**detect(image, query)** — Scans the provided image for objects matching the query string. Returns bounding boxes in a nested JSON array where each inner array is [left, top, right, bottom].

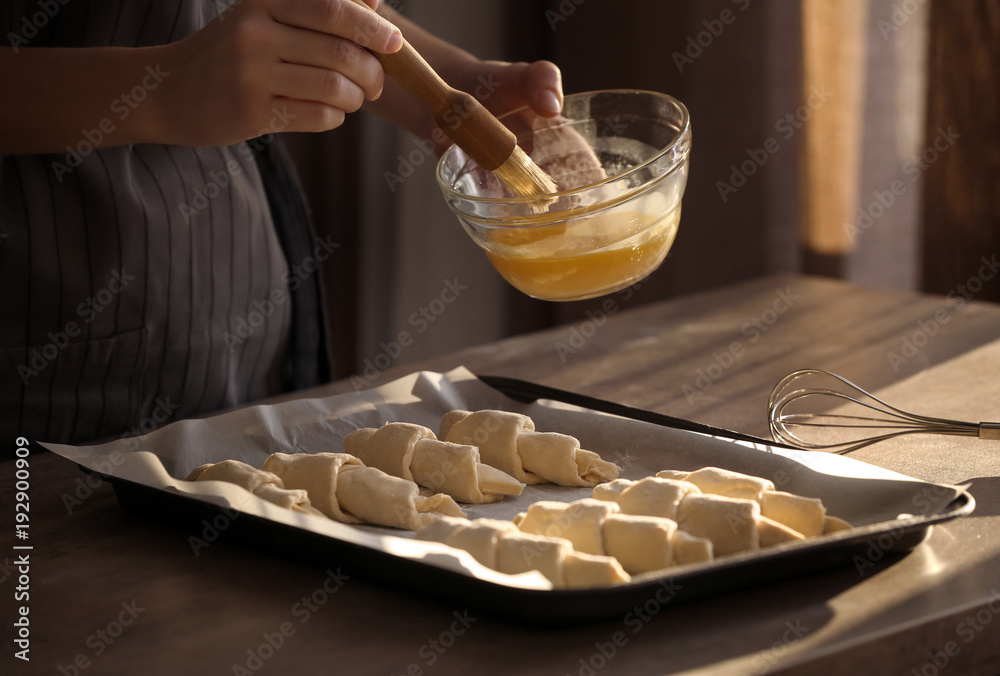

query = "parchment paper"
[[40, 367, 968, 590]]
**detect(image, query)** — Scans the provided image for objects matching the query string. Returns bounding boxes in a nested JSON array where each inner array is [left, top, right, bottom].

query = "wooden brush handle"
[[350, 2, 517, 170]]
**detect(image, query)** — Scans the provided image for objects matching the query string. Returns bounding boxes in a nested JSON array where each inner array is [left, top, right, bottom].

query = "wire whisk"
[[768, 369, 1000, 454]]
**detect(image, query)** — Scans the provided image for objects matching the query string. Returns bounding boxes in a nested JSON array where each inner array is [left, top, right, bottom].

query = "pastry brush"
[[352, 3, 559, 208]]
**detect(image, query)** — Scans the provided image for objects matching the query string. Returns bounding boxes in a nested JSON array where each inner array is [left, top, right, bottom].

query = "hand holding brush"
[[348, 0, 559, 206]]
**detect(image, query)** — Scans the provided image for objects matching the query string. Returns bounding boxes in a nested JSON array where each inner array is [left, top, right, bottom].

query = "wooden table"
[[4, 274, 1000, 675]]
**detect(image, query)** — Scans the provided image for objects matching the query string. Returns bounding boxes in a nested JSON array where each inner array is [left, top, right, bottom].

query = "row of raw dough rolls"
[[599, 467, 852, 556], [417, 516, 632, 589], [416, 466, 853, 585], [185, 455, 466, 531], [182, 409, 623, 530], [342, 411, 621, 503], [414, 500, 706, 589]]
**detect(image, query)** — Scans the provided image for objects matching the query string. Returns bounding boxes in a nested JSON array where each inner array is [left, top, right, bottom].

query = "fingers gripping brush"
[[353, 3, 559, 211]]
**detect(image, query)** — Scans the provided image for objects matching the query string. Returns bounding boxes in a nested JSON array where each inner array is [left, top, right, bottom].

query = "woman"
[[0, 0, 564, 444]]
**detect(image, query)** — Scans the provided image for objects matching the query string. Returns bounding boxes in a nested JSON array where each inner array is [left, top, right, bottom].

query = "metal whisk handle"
[[768, 368, 1000, 453]]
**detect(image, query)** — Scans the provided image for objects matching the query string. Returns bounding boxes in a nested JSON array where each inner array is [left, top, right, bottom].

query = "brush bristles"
[[492, 145, 559, 214]]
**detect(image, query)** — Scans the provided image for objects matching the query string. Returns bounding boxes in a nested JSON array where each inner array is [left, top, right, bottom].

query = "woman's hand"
[[419, 58, 565, 155], [454, 58, 564, 121], [0, 0, 563, 155], [428, 58, 565, 155], [361, 6, 565, 154], [0, 0, 405, 154], [156, 0, 404, 147]]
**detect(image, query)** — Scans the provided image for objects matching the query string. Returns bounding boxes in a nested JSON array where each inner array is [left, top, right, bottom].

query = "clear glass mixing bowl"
[[436, 90, 691, 301]]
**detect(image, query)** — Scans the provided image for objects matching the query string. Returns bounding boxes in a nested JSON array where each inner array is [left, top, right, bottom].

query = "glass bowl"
[[435, 89, 691, 302]]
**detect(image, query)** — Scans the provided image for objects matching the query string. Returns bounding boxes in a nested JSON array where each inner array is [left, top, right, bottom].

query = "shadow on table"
[[62, 484, 918, 676], [962, 476, 1000, 518], [280, 547, 904, 676], [763, 505, 999, 676]]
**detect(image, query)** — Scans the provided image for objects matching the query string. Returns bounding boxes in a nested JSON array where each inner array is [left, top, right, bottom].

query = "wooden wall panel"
[[921, 0, 1000, 301]]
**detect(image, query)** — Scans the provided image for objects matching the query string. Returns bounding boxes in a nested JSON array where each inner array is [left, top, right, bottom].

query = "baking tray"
[[74, 372, 974, 624]]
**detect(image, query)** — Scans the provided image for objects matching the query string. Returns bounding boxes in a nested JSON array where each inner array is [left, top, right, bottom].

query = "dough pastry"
[[411, 438, 525, 503], [675, 493, 761, 556], [654, 469, 689, 483], [660, 467, 851, 540], [335, 466, 465, 530], [516, 430, 619, 487], [185, 459, 277, 490], [756, 515, 806, 548], [253, 485, 325, 516], [563, 551, 631, 589], [592, 478, 635, 502], [601, 513, 677, 574], [823, 515, 853, 534], [417, 517, 631, 588], [412, 514, 469, 544], [760, 490, 826, 537], [441, 409, 620, 487], [344, 422, 525, 504], [343, 423, 432, 482], [185, 459, 324, 516], [416, 516, 521, 570], [615, 477, 701, 521], [495, 531, 574, 587], [671, 530, 714, 565], [262, 452, 365, 523], [441, 409, 539, 483], [439, 409, 472, 440], [516, 498, 619, 555], [658, 467, 774, 502], [446, 519, 521, 569]]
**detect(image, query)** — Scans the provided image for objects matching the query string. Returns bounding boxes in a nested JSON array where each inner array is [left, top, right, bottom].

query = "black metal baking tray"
[[94, 374, 976, 625]]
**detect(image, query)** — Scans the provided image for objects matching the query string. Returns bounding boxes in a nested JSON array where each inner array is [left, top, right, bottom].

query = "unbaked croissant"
[[415, 516, 630, 589], [184, 459, 324, 517], [263, 452, 465, 530], [343, 422, 524, 504], [440, 409, 620, 487]]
